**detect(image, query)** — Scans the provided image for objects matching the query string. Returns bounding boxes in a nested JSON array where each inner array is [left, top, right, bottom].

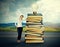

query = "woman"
[[15, 15, 24, 43]]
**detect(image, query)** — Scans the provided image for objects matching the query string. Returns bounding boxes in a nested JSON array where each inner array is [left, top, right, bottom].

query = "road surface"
[[0, 32, 60, 47]]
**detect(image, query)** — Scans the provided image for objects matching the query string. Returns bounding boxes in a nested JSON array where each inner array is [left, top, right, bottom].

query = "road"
[[0, 32, 60, 47]]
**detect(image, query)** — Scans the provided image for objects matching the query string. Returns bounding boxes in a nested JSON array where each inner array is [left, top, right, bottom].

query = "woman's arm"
[[15, 22, 17, 27]]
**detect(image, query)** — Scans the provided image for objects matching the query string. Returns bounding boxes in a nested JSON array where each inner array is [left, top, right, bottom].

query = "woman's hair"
[[20, 15, 24, 17]]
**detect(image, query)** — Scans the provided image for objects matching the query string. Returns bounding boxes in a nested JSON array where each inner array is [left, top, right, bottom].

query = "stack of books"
[[25, 13, 44, 43]]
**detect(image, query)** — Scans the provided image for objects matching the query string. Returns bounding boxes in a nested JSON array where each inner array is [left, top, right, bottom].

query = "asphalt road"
[[0, 32, 60, 47]]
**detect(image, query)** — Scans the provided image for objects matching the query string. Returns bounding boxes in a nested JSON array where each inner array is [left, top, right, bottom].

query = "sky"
[[0, 0, 60, 23]]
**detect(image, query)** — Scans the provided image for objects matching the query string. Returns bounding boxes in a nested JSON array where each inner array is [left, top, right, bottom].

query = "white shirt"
[[15, 16, 26, 27], [15, 17, 23, 27]]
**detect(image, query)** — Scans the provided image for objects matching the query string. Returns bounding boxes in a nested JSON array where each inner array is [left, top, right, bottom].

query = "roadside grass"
[[0, 26, 60, 32], [0, 26, 26, 32], [0, 26, 17, 32], [45, 27, 60, 32]]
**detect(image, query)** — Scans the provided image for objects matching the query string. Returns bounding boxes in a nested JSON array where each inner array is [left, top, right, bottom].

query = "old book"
[[25, 34, 44, 38], [26, 25, 44, 29], [25, 31, 44, 34], [28, 14, 42, 16], [26, 20, 42, 23], [25, 33, 42, 36], [26, 26, 42, 28], [26, 27, 45, 32], [26, 39, 44, 43], [26, 22, 42, 25], [26, 16, 42, 23], [26, 35, 44, 37], [25, 36, 43, 40], [27, 16, 42, 18]]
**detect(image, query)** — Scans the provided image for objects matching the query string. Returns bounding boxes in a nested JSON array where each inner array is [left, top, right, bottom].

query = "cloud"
[[31, 0, 60, 23], [0, 0, 29, 23], [42, 0, 60, 23], [0, 0, 60, 23]]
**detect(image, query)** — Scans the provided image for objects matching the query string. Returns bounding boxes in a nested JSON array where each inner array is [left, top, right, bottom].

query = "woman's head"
[[20, 15, 24, 19]]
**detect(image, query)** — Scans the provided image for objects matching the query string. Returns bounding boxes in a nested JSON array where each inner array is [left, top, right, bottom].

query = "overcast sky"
[[0, 0, 60, 23]]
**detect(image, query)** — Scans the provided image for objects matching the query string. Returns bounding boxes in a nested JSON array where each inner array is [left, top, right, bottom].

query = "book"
[[25, 33, 42, 36], [26, 22, 43, 25], [26, 39, 44, 43], [25, 31, 44, 34], [26, 27, 45, 32], [25, 34, 44, 37], [26, 16, 43, 23], [25, 36, 43, 40]]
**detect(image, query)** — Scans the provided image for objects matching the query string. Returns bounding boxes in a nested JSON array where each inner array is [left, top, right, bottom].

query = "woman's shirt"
[[15, 17, 23, 27]]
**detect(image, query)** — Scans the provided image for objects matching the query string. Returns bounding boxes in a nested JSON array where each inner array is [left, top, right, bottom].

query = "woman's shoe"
[[17, 40, 21, 43]]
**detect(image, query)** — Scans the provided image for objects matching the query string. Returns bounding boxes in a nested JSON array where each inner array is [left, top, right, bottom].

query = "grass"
[[0, 26, 60, 32], [0, 26, 17, 32], [45, 27, 60, 32], [0, 26, 26, 32]]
